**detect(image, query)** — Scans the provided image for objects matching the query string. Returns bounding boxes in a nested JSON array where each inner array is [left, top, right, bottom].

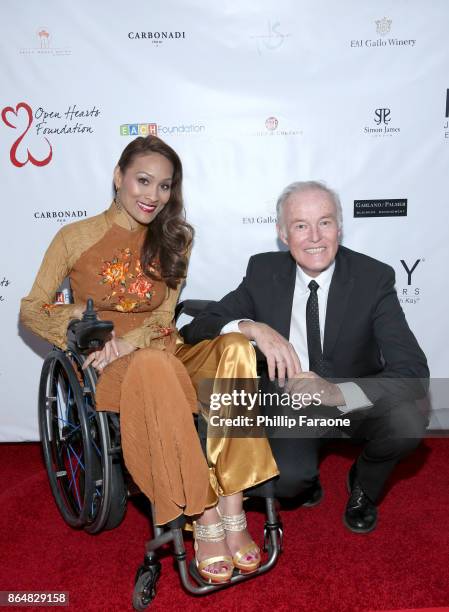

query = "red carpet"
[[1, 440, 448, 612]]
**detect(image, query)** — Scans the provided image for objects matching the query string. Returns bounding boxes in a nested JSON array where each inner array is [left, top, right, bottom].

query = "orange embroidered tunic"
[[20, 203, 186, 411], [21, 203, 183, 350]]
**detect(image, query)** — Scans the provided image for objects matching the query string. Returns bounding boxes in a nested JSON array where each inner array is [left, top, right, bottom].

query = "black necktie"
[[306, 280, 325, 376]]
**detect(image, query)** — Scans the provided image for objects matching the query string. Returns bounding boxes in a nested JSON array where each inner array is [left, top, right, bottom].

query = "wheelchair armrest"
[[174, 299, 214, 322], [68, 318, 114, 352]]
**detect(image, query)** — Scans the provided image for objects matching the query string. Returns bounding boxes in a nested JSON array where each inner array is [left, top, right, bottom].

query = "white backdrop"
[[1, 0, 448, 440]]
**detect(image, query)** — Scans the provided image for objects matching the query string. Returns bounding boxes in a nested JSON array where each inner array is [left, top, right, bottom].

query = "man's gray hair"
[[276, 180, 343, 230]]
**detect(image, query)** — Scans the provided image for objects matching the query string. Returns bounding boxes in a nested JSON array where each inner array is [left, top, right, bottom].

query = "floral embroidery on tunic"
[[42, 303, 60, 315], [99, 248, 156, 312]]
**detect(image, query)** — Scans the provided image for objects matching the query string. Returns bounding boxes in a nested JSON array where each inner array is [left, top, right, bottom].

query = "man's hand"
[[82, 332, 136, 372], [238, 321, 302, 386], [286, 371, 345, 407]]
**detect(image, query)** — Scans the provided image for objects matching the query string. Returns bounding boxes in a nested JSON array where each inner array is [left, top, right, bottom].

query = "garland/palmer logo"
[[354, 199, 407, 218], [1, 102, 101, 167]]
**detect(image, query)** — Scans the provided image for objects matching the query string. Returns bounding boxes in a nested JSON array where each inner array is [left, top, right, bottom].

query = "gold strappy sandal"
[[193, 520, 233, 584], [220, 511, 261, 574]]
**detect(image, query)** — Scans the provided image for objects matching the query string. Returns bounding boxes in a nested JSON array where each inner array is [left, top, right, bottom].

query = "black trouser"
[[263, 399, 427, 503]]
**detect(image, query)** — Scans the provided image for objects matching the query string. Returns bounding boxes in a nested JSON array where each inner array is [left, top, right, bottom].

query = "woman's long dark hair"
[[116, 136, 193, 289]]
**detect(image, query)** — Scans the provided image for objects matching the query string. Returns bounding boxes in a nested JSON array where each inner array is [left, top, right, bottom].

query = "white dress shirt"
[[221, 262, 372, 413]]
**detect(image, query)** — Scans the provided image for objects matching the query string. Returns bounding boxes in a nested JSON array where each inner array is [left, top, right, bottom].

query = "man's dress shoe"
[[343, 464, 378, 533]]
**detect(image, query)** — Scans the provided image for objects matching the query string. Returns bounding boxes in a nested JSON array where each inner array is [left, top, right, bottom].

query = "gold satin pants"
[[176, 332, 279, 498], [97, 333, 278, 525]]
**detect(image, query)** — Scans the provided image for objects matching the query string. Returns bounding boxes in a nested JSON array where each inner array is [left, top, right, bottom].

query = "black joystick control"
[[82, 298, 98, 321], [67, 299, 114, 352]]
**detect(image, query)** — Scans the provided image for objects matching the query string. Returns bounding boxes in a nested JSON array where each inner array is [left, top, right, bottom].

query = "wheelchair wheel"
[[39, 349, 127, 532], [79, 361, 127, 533], [39, 350, 96, 528], [133, 563, 161, 610]]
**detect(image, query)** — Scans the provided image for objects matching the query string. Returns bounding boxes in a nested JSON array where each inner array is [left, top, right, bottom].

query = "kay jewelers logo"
[[398, 259, 423, 305]]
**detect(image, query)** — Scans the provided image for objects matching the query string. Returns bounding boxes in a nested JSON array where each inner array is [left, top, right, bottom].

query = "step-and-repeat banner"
[[1, 0, 448, 440]]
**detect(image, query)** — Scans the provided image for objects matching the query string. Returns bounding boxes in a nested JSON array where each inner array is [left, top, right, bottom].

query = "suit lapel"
[[323, 247, 354, 357], [272, 254, 296, 338]]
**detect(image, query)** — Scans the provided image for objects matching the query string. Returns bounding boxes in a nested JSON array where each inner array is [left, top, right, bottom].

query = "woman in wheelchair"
[[20, 135, 279, 584]]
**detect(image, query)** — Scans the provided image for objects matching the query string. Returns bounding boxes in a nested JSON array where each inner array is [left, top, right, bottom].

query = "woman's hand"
[[82, 332, 136, 372]]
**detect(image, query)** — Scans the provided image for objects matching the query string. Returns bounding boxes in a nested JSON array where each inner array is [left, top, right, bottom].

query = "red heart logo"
[[1, 101, 52, 167], [1, 102, 33, 129]]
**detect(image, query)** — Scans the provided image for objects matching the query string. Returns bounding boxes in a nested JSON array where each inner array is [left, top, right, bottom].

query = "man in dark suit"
[[182, 180, 429, 533]]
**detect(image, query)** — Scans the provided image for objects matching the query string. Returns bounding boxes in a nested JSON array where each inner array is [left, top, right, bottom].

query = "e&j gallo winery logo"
[[127, 29, 186, 46], [350, 17, 416, 49], [242, 198, 278, 225], [1, 102, 101, 167], [363, 108, 400, 138]]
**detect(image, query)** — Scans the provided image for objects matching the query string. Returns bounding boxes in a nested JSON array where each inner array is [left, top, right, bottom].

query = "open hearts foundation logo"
[[1, 102, 53, 167]]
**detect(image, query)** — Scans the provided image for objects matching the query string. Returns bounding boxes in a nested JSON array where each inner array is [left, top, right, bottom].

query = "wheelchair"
[[38, 299, 283, 610]]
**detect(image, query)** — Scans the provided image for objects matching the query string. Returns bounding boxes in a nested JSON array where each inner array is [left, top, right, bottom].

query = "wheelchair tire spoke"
[[66, 446, 82, 511]]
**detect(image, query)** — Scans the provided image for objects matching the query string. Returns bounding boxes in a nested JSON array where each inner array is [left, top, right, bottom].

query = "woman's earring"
[[115, 189, 122, 211]]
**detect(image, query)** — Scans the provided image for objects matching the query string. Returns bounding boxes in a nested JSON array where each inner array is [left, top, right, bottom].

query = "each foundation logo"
[[250, 20, 291, 55], [443, 89, 449, 139], [1, 102, 101, 167], [363, 108, 400, 137], [350, 18, 416, 49], [120, 122, 205, 136], [120, 123, 158, 137], [19, 27, 71, 56], [128, 31, 186, 46], [375, 17, 392, 36], [255, 117, 302, 137], [398, 259, 423, 306]]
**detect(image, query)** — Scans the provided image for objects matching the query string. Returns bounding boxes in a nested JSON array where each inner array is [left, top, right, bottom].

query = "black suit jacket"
[[181, 246, 429, 404]]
